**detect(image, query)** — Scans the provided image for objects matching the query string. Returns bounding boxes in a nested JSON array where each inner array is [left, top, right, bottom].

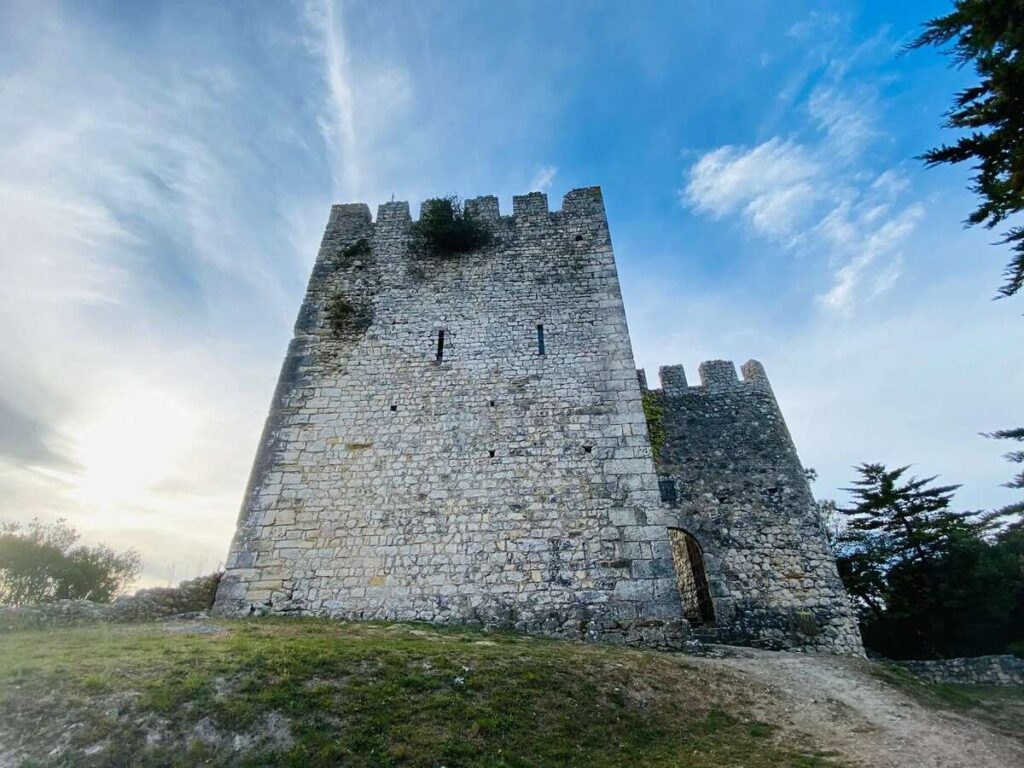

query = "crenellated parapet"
[[640, 359, 773, 398], [325, 186, 607, 232]]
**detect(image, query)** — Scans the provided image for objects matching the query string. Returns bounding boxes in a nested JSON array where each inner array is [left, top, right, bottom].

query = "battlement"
[[637, 359, 773, 397], [327, 186, 606, 230]]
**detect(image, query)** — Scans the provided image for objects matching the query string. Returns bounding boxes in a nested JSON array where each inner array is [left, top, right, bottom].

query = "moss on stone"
[[642, 391, 666, 458], [326, 293, 374, 337]]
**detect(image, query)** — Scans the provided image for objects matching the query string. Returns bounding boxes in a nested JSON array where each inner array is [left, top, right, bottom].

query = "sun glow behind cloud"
[[70, 386, 199, 510]]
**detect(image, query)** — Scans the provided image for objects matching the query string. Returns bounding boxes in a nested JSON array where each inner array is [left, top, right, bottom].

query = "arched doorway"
[[668, 528, 715, 625]]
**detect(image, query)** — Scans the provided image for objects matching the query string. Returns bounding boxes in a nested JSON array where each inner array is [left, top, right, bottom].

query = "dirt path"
[[704, 647, 1024, 768]]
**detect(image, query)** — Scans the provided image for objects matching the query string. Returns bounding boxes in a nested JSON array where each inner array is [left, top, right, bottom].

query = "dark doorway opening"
[[668, 528, 715, 626]]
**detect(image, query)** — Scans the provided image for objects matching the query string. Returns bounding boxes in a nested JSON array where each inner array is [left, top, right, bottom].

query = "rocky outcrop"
[[0, 573, 222, 632]]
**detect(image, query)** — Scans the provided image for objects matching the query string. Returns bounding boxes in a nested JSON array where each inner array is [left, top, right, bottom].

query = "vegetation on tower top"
[[412, 196, 493, 256]]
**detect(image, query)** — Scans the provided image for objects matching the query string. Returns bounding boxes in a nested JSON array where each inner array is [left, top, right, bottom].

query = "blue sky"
[[2, 0, 1022, 586]]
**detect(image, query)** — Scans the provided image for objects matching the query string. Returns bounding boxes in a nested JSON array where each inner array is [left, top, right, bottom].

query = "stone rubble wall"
[[640, 362, 864, 655], [214, 188, 688, 649], [897, 655, 1024, 686], [0, 573, 222, 632]]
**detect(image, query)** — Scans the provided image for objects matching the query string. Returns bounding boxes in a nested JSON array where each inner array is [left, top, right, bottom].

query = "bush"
[[0, 519, 141, 606], [411, 196, 492, 256], [326, 293, 374, 336], [341, 238, 371, 261]]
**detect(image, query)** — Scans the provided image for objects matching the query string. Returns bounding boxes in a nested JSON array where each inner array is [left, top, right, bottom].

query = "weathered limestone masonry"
[[215, 186, 863, 655], [638, 363, 863, 654], [215, 188, 684, 648]]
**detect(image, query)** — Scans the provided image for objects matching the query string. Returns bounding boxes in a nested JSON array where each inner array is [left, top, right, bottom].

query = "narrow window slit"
[[536, 324, 545, 356], [435, 330, 445, 363]]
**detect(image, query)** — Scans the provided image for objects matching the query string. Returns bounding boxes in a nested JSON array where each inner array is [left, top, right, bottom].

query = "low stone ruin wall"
[[0, 573, 222, 632], [897, 654, 1024, 686]]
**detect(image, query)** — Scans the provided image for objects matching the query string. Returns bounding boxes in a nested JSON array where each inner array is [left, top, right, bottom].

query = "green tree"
[[840, 463, 972, 564], [804, 468, 844, 551], [836, 463, 1022, 658], [0, 518, 141, 606], [986, 427, 1024, 521], [909, 0, 1024, 299]]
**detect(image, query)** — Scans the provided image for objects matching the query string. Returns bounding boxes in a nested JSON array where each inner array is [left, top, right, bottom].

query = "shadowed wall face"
[[645, 361, 863, 654], [214, 188, 689, 648]]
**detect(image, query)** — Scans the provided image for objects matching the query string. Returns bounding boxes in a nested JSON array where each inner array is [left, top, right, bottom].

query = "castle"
[[214, 187, 863, 655]]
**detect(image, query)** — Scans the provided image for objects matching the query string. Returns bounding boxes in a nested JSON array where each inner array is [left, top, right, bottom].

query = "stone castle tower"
[[214, 187, 862, 655]]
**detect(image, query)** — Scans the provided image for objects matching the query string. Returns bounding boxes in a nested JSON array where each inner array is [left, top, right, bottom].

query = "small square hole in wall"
[[390, 405, 398, 412], [489, 400, 495, 407], [574, 234, 583, 242], [488, 449, 496, 458], [583, 445, 593, 454]]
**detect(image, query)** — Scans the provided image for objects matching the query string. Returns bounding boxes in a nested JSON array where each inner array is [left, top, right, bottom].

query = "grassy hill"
[[0, 619, 1020, 767]]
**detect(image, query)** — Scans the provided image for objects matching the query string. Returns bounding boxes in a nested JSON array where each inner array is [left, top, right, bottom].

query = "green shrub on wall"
[[412, 196, 492, 256], [341, 238, 371, 261]]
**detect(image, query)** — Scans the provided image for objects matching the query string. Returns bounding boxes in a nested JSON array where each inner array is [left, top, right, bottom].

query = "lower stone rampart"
[[897, 655, 1024, 686]]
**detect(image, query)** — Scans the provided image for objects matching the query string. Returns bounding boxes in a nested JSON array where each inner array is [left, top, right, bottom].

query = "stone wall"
[[639, 362, 863, 655], [898, 655, 1024, 686], [214, 188, 688, 648], [0, 573, 222, 632]]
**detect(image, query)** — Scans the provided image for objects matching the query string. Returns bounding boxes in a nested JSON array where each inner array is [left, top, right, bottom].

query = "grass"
[[872, 662, 1024, 742], [0, 619, 842, 767]]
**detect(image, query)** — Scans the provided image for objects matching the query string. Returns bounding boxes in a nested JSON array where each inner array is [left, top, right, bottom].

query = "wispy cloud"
[[0, 2, 332, 585], [681, 22, 917, 314], [529, 165, 557, 192], [303, 0, 360, 197], [684, 138, 819, 240]]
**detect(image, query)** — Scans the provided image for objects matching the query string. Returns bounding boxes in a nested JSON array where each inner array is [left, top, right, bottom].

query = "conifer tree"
[[837, 464, 980, 656], [835, 463, 1021, 657], [839, 463, 968, 565], [909, 1, 1024, 298], [986, 427, 1024, 522]]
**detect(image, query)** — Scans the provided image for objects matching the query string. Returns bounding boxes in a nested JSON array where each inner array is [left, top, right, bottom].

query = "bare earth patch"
[[705, 647, 1024, 768]]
